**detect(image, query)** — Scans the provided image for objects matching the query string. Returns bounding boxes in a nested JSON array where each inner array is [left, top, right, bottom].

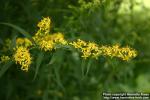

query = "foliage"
[[0, 0, 150, 100]]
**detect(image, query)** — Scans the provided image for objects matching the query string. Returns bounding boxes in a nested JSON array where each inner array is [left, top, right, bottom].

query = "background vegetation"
[[0, 0, 150, 100]]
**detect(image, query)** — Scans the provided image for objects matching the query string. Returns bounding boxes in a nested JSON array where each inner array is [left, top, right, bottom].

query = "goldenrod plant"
[[1, 0, 150, 99], [0, 17, 137, 72]]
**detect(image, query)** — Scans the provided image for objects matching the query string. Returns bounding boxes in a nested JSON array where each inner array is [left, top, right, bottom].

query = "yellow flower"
[[24, 38, 33, 47], [34, 17, 67, 51], [16, 38, 24, 44], [70, 39, 137, 60], [33, 35, 54, 51], [87, 42, 102, 58], [70, 39, 101, 59], [100, 44, 120, 57], [51, 32, 68, 45], [118, 46, 137, 61], [36, 17, 51, 36], [33, 33, 67, 51], [13, 46, 32, 72], [100, 44, 137, 61], [70, 39, 87, 49], [0, 56, 10, 63], [38, 39, 54, 51], [16, 38, 32, 47]]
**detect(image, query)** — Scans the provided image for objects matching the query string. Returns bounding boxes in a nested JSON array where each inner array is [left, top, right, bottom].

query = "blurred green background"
[[0, 0, 150, 100]]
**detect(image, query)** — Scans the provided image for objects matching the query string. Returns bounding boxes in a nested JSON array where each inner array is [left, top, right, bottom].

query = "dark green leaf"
[[0, 61, 13, 78], [10, 35, 17, 50], [0, 23, 33, 40], [33, 52, 44, 80], [85, 59, 92, 76]]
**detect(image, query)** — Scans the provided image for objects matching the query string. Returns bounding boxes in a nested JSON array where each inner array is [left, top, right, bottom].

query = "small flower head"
[[33, 34, 55, 52], [86, 42, 101, 59], [13, 46, 32, 72], [33, 33, 67, 51], [100, 44, 120, 57], [36, 17, 51, 36], [70, 39, 101, 59], [70, 39, 87, 49], [100, 44, 137, 61], [71, 40, 137, 60], [0, 56, 10, 63], [51, 32, 68, 45], [118, 46, 137, 61], [38, 38, 54, 51], [16, 38, 32, 48]]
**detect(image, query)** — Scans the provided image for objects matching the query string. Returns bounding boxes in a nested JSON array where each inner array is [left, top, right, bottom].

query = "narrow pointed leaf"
[[0, 23, 33, 40], [33, 52, 44, 80], [0, 61, 13, 78]]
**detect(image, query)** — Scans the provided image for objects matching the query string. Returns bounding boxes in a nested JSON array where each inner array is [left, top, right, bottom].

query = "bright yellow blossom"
[[118, 46, 137, 61], [16, 38, 32, 47], [51, 32, 68, 45], [0, 16, 138, 74], [38, 38, 54, 51], [33, 33, 67, 51], [33, 17, 67, 51], [13, 46, 32, 72], [70, 39, 101, 59], [86, 42, 102, 58], [100, 44, 137, 61], [0, 56, 10, 63], [36, 17, 51, 36], [70, 39, 87, 49], [33, 34, 54, 51], [70, 39, 137, 60]]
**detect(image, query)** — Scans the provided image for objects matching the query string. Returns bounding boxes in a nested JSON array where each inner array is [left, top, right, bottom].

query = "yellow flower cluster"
[[70, 39, 101, 59], [36, 36, 54, 51], [70, 40, 137, 60], [12, 17, 66, 71], [34, 33, 67, 51], [33, 17, 67, 51], [51, 32, 67, 45], [0, 17, 137, 72], [36, 17, 51, 36], [100, 44, 137, 61], [118, 46, 137, 61], [13, 46, 32, 72], [0, 56, 10, 63], [16, 38, 32, 47]]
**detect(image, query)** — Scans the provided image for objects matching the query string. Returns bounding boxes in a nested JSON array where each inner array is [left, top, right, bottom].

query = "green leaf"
[[85, 59, 92, 76], [54, 65, 65, 91], [33, 52, 44, 80], [10, 35, 17, 50], [48, 53, 56, 65], [81, 59, 86, 78], [0, 61, 13, 78], [0, 23, 33, 40]]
